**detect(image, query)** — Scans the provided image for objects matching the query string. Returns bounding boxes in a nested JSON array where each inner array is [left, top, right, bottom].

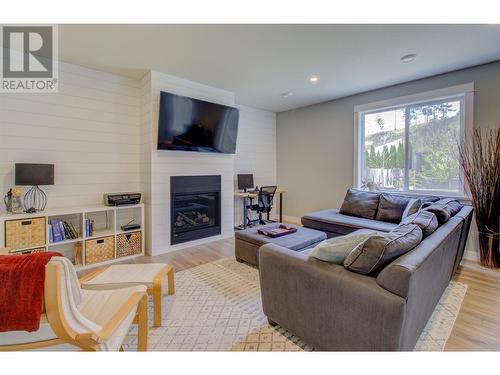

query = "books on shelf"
[[84, 218, 94, 237], [49, 220, 80, 243]]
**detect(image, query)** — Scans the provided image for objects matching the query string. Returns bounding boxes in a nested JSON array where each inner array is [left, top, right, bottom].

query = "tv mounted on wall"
[[157, 91, 239, 153]]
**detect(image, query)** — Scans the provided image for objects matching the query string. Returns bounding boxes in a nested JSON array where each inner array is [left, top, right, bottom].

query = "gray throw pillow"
[[423, 198, 463, 225], [401, 198, 422, 219], [339, 188, 380, 220], [401, 210, 438, 237], [375, 193, 411, 223], [344, 224, 423, 275], [309, 230, 377, 264], [437, 198, 463, 216]]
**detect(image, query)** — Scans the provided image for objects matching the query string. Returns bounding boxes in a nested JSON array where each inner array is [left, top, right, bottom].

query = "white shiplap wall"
[[139, 71, 153, 251], [234, 106, 277, 226], [0, 62, 141, 211], [142, 71, 236, 255], [0, 62, 277, 255]]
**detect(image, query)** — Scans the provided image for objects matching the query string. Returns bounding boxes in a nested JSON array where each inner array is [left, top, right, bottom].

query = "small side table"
[[79, 263, 175, 327]]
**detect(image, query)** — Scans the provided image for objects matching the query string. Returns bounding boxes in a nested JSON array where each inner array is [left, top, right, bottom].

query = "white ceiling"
[[59, 24, 500, 112]]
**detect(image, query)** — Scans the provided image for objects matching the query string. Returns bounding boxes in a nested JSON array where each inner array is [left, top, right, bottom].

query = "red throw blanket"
[[0, 252, 62, 332]]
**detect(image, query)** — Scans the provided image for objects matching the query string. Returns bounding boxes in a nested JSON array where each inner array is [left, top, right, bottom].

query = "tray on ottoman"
[[235, 223, 326, 267]]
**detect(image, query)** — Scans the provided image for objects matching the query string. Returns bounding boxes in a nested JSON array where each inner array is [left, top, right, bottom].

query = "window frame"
[[353, 83, 474, 198]]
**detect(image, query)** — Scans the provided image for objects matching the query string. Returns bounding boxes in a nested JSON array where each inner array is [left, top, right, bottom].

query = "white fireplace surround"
[[141, 71, 237, 256]]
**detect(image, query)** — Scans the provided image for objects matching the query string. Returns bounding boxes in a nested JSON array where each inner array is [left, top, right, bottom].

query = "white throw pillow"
[[309, 231, 377, 264]]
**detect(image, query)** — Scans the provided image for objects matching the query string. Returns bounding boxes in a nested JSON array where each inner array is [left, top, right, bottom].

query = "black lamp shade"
[[15, 163, 54, 186]]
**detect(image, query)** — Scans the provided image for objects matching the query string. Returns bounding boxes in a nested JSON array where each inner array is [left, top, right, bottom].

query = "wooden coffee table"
[[79, 263, 175, 327]]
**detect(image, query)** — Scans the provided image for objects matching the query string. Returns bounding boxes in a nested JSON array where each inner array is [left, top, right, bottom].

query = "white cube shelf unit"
[[0, 203, 145, 270]]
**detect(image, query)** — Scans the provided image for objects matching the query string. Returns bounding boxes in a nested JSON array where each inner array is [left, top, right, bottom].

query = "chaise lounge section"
[[259, 189, 473, 351]]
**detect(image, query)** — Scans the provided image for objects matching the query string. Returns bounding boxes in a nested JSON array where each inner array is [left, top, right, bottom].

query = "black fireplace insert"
[[171, 175, 221, 245]]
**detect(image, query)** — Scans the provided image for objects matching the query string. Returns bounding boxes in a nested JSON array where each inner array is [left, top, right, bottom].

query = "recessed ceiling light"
[[281, 92, 293, 98], [401, 54, 417, 63], [309, 75, 319, 84]]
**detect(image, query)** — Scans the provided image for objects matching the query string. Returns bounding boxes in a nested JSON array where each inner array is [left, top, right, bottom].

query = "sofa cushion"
[[309, 230, 377, 264], [301, 209, 398, 235], [423, 198, 463, 225], [401, 198, 422, 219], [344, 224, 423, 275], [339, 188, 380, 220], [375, 194, 411, 223], [401, 210, 439, 237]]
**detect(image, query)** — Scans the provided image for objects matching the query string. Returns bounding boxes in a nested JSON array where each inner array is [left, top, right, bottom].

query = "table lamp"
[[15, 163, 54, 212]]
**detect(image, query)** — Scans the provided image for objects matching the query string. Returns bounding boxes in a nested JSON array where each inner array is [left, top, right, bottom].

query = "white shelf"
[[49, 238, 83, 246], [0, 203, 143, 220], [116, 228, 143, 236], [1, 203, 145, 271], [85, 229, 115, 240]]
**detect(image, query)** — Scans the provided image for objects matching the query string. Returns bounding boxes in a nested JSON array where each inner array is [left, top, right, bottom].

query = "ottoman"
[[235, 223, 326, 266], [79, 263, 175, 327]]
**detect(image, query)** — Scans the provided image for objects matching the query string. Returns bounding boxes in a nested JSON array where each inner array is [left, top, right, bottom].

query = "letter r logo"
[[2, 26, 53, 78]]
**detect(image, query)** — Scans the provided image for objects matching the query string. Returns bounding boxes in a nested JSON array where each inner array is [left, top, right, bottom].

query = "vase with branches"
[[458, 126, 500, 268]]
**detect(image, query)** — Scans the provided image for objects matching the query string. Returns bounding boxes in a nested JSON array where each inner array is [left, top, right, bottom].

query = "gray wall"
[[277, 61, 500, 218]]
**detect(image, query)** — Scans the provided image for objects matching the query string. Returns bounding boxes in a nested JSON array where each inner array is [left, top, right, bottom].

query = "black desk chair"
[[246, 186, 277, 226]]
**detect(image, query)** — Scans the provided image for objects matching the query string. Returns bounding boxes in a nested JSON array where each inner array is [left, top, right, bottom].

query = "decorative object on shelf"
[[104, 192, 141, 206], [3, 187, 23, 214], [458, 126, 500, 268], [121, 219, 141, 232], [74, 242, 82, 266], [15, 163, 55, 212]]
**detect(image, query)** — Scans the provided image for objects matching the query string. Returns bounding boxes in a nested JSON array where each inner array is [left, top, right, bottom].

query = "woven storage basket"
[[116, 231, 141, 257], [10, 247, 46, 255], [5, 217, 46, 250], [85, 235, 114, 265]]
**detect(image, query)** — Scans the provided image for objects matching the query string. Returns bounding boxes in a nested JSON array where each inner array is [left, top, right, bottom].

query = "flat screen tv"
[[157, 91, 239, 153]]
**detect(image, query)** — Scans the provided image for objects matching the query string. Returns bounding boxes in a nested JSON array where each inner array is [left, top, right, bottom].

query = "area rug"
[[123, 257, 467, 351]]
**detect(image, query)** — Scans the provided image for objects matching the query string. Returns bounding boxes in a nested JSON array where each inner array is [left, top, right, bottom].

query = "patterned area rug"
[[123, 257, 467, 351]]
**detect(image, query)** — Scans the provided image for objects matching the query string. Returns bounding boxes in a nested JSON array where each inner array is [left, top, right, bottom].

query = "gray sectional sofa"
[[259, 189, 473, 351]]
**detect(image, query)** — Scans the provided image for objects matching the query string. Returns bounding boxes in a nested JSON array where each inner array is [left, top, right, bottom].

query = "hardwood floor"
[[131, 237, 235, 272], [445, 266, 500, 351], [90, 236, 500, 351]]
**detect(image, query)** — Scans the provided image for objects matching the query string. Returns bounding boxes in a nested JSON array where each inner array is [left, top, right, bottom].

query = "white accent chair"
[[0, 257, 148, 351]]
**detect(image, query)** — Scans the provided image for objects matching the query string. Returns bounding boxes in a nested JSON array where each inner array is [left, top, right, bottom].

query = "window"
[[356, 85, 473, 196]]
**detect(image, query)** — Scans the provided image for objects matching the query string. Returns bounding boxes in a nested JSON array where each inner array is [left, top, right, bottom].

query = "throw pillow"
[[423, 198, 463, 225], [309, 230, 377, 264], [375, 193, 411, 223], [437, 198, 464, 216], [344, 224, 423, 275], [401, 210, 438, 237], [401, 198, 422, 220], [339, 188, 380, 220]]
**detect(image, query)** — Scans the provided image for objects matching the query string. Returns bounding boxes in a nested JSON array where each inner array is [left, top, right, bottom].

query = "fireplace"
[[170, 175, 221, 245]]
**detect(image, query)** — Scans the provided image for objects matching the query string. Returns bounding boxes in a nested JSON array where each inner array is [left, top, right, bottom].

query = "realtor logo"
[[1, 25, 58, 92]]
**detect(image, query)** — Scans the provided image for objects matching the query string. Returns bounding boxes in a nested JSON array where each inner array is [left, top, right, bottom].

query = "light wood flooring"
[[102, 236, 500, 351]]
